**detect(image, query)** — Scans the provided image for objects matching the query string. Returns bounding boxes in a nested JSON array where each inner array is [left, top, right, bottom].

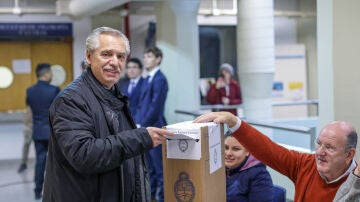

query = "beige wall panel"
[[0, 42, 31, 111], [0, 41, 73, 111]]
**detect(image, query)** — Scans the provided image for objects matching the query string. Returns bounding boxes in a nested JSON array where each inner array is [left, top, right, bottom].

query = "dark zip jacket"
[[43, 69, 152, 202], [226, 155, 274, 202]]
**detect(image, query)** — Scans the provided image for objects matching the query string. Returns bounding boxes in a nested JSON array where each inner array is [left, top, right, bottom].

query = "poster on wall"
[[12, 59, 31, 74], [273, 45, 308, 118]]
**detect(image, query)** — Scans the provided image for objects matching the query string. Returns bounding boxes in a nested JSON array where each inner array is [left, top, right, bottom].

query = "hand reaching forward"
[[146, 127, 174, 147], [354, 160, 360, 177], [193, 112, 238, 128]]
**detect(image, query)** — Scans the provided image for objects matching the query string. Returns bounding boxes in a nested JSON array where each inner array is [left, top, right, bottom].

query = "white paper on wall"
[[12, 59, 31, 74], [273, 44, 308, 118]]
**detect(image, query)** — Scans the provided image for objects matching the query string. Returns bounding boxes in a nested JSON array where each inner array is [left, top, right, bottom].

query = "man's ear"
[[86, 50, 91, 65], [44, 70, 52, 81], [156, 56, 162, 65], [347, 148, 356, 163]]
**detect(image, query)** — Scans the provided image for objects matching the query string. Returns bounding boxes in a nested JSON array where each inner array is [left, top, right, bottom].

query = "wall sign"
[[0, 23, 72, 38]]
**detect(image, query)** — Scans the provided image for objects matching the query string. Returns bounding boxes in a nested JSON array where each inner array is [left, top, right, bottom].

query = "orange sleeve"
[[232, 122, 304, 182]]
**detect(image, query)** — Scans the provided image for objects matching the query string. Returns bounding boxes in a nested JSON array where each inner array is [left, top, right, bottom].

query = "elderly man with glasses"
[[193, 112, 357, 202]]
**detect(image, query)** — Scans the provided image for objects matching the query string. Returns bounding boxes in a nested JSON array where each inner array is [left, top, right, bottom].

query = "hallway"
[[0, 159, 37, 202], [0, 119, 38, 202]]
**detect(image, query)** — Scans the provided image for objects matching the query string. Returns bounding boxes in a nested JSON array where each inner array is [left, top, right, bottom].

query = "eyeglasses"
[[314, 139, 337, 153]]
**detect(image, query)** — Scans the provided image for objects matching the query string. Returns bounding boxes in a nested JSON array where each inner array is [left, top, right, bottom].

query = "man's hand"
[[221, 97, 230, 105], [146, 127, 174, 147], [215, 77, 225, 89], [193, 112, 238, 128], [355, 161, 360, 177]]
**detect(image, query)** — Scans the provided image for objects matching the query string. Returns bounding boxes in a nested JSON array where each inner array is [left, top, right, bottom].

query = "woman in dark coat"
[[225, 135, 274, 202]]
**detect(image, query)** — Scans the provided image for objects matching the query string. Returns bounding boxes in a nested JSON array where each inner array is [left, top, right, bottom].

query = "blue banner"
[[0, 23, 72, 37]]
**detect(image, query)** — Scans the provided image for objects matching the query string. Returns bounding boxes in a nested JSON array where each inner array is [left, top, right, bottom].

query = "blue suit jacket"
[[135, 70, 168, 127], [26, 80, 60, 140], [121, 77, 144, 117]]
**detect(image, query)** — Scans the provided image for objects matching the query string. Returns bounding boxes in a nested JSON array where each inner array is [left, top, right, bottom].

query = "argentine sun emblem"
[[178, 139, 188, 152], [174, 172, 195, 202]]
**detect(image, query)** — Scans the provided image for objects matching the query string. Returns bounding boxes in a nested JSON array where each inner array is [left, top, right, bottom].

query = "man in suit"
[[26, 63, 60, 200], [121, 58, 144, 118], [135, 46, 168, 202]]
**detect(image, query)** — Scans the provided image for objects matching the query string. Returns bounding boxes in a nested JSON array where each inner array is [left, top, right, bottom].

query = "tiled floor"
[[0, 122, 35, 160], [0, 121, 39, 202], [0, 159, 39, 202]]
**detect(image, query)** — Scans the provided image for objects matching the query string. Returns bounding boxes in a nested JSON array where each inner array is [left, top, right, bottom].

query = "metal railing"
[[200, 99, 319, 114], [174, 109, 317, 152], [245, 119, 316, 152], [272, 99, 319, 116]]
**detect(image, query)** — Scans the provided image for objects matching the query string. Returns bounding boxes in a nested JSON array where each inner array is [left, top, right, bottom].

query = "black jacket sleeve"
[[50, 95, 153, 174]]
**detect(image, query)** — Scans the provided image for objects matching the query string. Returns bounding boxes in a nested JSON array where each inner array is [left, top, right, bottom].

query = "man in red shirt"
[[194, 112, 357, 202]]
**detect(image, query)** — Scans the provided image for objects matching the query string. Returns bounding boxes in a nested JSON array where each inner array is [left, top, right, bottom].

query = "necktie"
[[128, 81, 136, 95]]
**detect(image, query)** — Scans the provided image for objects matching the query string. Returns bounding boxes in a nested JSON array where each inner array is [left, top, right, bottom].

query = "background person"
[[206, 63, 242, 115], [17, 106, 33, 173], [194, 112, 357, 202], [26, 63, 60, 200], [334, 158, 360, 201], [80, 59, 88, 72], [42, 27, 173, 202], [225, 133, 274, 202], [121, 57, 144, 117], [135, 46, 168, 202]]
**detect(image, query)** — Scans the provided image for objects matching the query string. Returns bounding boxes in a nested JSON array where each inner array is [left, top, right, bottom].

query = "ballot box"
[[163, 121, 225, 202]]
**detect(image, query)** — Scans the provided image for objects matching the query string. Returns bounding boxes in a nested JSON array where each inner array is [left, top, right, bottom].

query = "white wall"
[[129, 15, 156, 60], [332, 0, 360, 158]]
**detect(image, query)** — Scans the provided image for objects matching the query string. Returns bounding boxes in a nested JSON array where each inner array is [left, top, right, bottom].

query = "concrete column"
[[155, 0, 200, 124], [237, 0, 275, 121], [72, 17, 92, 79]]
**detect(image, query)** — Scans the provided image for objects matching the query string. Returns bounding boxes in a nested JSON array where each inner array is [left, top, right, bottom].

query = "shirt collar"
[[147, 66, 160, 82], [324, 159, 356, 184], [130, 76, 141, 84]]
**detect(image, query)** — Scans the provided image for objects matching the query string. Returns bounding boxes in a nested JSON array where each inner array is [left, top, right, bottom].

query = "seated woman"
[[225, 133, 274, 202]]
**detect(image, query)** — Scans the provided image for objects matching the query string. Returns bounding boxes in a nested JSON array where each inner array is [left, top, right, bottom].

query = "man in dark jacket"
[[43, 27, 173, 202], [26, 63, 60, 200]]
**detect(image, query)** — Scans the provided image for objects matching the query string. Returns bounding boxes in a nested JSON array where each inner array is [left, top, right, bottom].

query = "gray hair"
[[85, 27, 130, 55], [346, 130, 358, 150]]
